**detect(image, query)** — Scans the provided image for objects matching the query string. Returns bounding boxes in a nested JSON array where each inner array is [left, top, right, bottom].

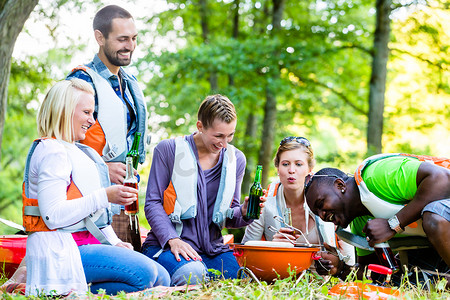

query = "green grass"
[[2, 268, 449, 299]]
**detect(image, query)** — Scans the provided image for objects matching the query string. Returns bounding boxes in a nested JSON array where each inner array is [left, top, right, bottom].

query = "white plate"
[[244, 240, 294, 248]]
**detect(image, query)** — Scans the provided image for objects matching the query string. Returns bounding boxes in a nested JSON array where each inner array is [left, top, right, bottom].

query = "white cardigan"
[[25, 139, 119, 296]]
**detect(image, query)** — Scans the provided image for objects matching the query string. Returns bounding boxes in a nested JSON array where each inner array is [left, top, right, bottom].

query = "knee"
[[171, 261, 207, 286], [136, 259, 170, 289], [422, 212, 446, 240]]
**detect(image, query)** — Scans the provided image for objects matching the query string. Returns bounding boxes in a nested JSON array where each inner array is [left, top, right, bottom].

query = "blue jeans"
[[142, 245, 240, 286], [79, 244, 170, 295]]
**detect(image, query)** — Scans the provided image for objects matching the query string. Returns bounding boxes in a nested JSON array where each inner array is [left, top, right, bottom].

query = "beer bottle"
[[246, 165, 263, 219], [127, 132, 141, 169], [374, 242, 399, 273], [123, 156, 139, 215]]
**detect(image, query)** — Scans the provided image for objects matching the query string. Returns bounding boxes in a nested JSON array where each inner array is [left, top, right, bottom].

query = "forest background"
[[0, 0, 449, 237]]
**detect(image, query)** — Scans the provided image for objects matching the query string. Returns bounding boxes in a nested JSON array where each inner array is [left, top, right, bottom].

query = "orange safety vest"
[[22, 139, 113, 245], [22, 180, 83, 232]]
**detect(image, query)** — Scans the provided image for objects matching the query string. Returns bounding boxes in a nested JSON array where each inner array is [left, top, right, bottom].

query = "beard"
[[103, 44, 133, 67]]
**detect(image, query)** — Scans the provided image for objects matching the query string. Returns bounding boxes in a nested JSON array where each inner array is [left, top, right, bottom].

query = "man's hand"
[[363, 218, 396, 247], [168, 238, 202, 262], [106, 162, 127, 184], [315, 242, 340, 275]]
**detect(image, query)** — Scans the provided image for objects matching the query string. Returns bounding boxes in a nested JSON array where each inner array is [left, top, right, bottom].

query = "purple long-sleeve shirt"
[[143, 134, 251, 256]]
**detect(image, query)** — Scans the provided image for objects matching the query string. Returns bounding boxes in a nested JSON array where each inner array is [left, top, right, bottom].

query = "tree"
[[0, 0, 39, 163]]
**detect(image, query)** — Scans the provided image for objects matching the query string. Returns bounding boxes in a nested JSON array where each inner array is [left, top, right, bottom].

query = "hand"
[[168, 238, 202, 262], [272, 227, 300, 243], [363, 218, 396, 247], [115, 241, 133, 250], [241, 191, 267, 217], [106, 162, 127, 184], [105, 185, 138, 206], [315, 242, 340, 275]]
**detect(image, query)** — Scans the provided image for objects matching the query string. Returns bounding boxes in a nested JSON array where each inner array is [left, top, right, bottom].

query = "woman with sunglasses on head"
[[242, 136, 354, 275]]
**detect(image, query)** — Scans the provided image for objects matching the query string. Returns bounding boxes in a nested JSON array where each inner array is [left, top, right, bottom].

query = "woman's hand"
[[241, 191, 267, 217], [168, 238, 202, 262], [105, 185, 138, 206], [115, 241, 134, 250], [272, 227, 300, 243]]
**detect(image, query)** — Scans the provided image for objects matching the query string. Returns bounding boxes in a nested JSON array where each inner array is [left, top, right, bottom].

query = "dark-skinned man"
[[304, 153, 449, 285]]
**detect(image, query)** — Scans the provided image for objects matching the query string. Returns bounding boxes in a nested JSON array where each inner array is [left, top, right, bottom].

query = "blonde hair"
[[274, 139, 316, 170], [197, 94, 237, 129], [37, 79, 94, 143]]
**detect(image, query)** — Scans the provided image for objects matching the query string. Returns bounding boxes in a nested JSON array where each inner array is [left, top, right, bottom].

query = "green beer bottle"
[[246, 165, 263, 219], [127, 132, 141, 169]]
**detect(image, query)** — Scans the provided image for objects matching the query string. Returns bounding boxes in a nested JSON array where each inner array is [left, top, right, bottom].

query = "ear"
[[94, 29, 105, 46], [196, 120, 203, 133], [334, 178, 346, 193]]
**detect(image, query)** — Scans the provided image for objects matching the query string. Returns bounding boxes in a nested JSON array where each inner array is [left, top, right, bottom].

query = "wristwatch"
[[388, 215, 404, 234]]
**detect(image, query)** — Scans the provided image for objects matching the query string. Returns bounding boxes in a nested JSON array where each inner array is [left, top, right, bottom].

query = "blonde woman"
[[23, 79, 169, 296]]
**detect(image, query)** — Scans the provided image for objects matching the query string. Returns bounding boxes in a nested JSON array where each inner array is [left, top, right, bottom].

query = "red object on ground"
[[0, 235, 27, 278]]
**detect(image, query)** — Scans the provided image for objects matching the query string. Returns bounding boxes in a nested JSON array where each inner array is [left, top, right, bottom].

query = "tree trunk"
[[258, 0, 285, 187], [367, 0, 391, 155], [0, 0, 39, 163], [241, 111, 257, 196], [198, 0, 218, 91]]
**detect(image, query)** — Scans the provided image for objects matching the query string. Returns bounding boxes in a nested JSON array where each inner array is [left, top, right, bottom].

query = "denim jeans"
[[79, 244, 170, 295], [142, 245, 240, 286]]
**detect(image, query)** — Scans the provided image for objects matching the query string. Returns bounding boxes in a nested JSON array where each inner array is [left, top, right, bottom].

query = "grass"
[[1, 267, 449, 299]]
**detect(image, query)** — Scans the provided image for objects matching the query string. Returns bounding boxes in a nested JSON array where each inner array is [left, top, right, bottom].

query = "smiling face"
[[72, 92, 95, 142], [305, 179, 351, 228], [97, 18, 137, 69], [197, 119, 236, 154], [277, 148, 312, 193]]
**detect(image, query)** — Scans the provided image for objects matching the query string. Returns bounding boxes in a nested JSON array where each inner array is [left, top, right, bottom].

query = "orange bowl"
[[232, 243, 319, 282]]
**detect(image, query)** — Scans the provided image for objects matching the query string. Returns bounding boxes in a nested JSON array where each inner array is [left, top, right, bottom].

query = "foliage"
[[1, 268, 449, 299]]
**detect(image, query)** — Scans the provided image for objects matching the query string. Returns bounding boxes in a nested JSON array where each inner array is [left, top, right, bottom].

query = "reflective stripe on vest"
[[163, 137, 236, 235], [355, 153, 450, 236], [22, 139, 112, 244]]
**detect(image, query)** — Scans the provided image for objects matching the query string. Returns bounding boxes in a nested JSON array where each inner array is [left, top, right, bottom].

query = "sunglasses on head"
[[280, 136, 311, 147]]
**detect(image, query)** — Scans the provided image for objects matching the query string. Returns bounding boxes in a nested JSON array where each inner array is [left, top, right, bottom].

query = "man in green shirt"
[[304, 153, 449, 282]]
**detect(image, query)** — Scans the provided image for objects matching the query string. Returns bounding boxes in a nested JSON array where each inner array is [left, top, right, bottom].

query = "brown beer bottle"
[[246, 165, 263, 219], [374, 242, 399, 273], [123, 156, 138, 215]]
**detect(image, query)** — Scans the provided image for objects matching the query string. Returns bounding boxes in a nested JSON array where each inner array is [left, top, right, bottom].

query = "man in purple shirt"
[[142, 95, 257, 286]]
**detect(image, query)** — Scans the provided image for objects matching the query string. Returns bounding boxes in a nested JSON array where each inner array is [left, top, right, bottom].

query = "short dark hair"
[[304, 167, 349, 195], [197, 94, 236, 129], [93, 5, 133, 38]]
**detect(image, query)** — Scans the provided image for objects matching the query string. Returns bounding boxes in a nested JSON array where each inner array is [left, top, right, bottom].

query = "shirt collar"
[[92, 54, 123, 80]]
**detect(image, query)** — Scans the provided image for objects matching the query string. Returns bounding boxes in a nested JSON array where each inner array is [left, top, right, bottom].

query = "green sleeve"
[[362, 156, 422, 205], [350, 216, 373, 257]]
